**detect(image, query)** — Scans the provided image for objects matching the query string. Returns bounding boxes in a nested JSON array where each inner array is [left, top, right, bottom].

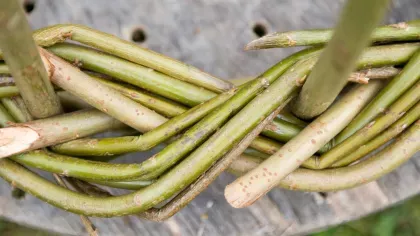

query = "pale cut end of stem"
[[0, 126, 39, 158], [244, 34, 289, 50]]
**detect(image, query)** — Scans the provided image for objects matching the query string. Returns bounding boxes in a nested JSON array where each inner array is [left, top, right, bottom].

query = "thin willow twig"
[[291, 0, 390, 119], [48, 43, 217, 107], [30, 24, 233, 93], [245, 20, 420, 50], [225, 81, 384, 208], [0, 0, 62, 118]]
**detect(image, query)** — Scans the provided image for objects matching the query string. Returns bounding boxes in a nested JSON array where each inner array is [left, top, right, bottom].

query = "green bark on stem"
[[31, 24, 233, 93], [291, 0, 390, 119], [245, 20, 420, 50], [48, 43, 217, 107], [225, 81, 384, 208], [332, 101, 420, 167], [1, 97, 32, 123], [336, 49, 420, 143], [317, 80, 420, 168], [0, 86, 19, 98], [230, 121, 420, 192], [91, 76, 188, 117], [0, 0, 62, 118]]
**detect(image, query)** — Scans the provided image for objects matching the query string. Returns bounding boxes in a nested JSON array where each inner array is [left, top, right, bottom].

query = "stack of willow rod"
[[0, 0, 419, 233]]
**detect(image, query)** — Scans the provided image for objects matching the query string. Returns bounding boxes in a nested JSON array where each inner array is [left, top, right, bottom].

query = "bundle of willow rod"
[[0, 0, 419, 234]]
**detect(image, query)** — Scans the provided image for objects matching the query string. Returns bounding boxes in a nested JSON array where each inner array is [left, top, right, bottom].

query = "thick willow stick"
[[317, 80, 420, 168], [31, 24, 233, 93], [53, 174, 99, 236], [348, 67, 400, 83], [38, 48, 167, 131], [336, 49, 420, 143], [225, 81, 384, 208], [245, 20, 420, 50], [230, 121, 420, 192], [291, 0, 390, 119], [332, 102, 420, 167], [0, 123, 417, 217], [48, 43, 216, 107], [0, 109, 126, 158], [140, 104, 284, 221], [0, 0, 62, 118]]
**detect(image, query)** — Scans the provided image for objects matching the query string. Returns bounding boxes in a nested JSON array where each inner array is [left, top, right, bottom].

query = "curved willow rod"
[[31, 24, 233, 93], [0, 121, 417, 217], [336, 48, 420, 143], [332, 101, 420, 167], [229, 121, 420, 192]]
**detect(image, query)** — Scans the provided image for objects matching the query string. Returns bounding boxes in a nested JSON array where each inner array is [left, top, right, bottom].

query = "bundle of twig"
[[0, 0, 419, 235]]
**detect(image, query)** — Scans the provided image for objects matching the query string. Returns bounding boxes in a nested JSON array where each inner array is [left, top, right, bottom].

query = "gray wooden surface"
[[1, 0, 420, 235]]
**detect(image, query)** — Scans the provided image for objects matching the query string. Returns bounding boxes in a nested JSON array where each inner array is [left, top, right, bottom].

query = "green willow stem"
[[48, 43, 216, 107], [1, 97, 30, 123], [31, 24, 233, 93], [317, 80, 420, 168], [224, 81, 384, 208], [13, 47, 317, 182], [332, 101, 420, 167], [230, 121, 420, 192], [0, 103, 14, 127], [0, 124, 417, 217], [51, 89, 236, 157], [51, 48, 319, 157], [291, 0, 390, 119], [39, 48, 168, 133], [91, 76, 188, 117], [336, 49, 420, 143], [140, 100, 285, 221], [12, 44, 419, 178], [0, 1, 62, 118], [0, 86, 19, 98], [0, 109, 126, 158], [0, 64, 9, 74], [245, 20, 420, 50]]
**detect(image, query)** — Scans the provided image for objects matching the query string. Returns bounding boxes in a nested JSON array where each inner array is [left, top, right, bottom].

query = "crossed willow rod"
[[332, 101, 420, 167], [337, 48, 420, 143], [0, 54, 309, 160], [0, 0, 62, 118], [228, 120, 419, 192], [290, 0, 390, 120], [9, 47, 320, 181], [315, 79, 420, 168], [246, 20, 420, 50], [0, 118, 418, 217], [224, 80, 384, 208], [225, 49, 420, 207], [13, 43, 418, 158], [0, 43, 416, 181]]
